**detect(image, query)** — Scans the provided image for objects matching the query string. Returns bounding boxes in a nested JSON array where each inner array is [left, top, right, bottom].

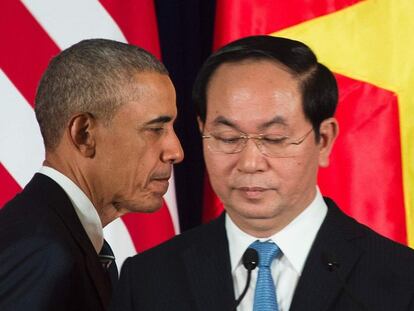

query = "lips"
[[152, 169, 171, 180], [236, 186, 269, 199], [150, 171, 171, 191], [238, 187, 267, 192], [150, 179, 170, 195], [152, 176, 171, 181]]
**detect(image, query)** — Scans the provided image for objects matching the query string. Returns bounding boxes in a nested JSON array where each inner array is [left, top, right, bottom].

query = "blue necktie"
[[250, 240, 280, 311]]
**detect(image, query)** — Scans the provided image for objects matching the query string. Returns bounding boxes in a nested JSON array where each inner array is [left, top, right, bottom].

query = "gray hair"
[[35, 38, 168, 150]]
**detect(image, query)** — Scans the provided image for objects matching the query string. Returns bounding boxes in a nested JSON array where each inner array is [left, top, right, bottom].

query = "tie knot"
[[249, 240, 280, 267]]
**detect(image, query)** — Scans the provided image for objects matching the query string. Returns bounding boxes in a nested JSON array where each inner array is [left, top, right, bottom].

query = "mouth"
[[153, 175, 171, 181], [236, 186, 269, 199], [150, 176, 171, 195]]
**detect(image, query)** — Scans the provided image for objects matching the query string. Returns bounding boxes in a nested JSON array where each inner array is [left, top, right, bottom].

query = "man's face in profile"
[[92, 72, 184, 214], [201, 60, 326, 235]]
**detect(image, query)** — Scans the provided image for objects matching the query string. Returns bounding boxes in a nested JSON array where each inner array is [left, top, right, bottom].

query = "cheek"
[[135, 151, 157, 176], [204, 152, 235, 176], [279, 156, 319, 189], [109, 145, 150, 182], [204, 156, 221, 182], [204, 153, 235, 192], [100, 137, 135, 165]]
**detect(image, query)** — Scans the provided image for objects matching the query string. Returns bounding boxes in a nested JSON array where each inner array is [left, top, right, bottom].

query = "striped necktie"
[[99, 240, 118, 287]]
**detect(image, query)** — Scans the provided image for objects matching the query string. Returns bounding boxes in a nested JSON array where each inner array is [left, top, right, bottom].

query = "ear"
[[318, 117, 339, 168], [68, 113, 96, 158], [197, 116, 205, 133]]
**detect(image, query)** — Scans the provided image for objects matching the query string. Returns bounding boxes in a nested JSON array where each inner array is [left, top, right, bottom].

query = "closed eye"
[[147, 127, 167, 135], [262, 136, 287, 145], [216, 136, 242, 144]]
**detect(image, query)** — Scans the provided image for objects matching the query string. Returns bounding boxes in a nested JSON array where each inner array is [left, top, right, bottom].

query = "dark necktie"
[[99, 240, 118, 287], [250, 240, 280, 311]]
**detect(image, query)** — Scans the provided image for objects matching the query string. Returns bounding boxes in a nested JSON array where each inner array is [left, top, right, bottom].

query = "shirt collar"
[[226, 187, 327, 275], [39, 166, 104, 253]]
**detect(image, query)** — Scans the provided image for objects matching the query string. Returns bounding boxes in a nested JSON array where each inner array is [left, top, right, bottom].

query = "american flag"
[[0, 0, 180, 268]]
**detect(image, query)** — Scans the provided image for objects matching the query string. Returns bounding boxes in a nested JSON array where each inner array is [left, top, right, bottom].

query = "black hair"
[[192, 35, 338, 139]]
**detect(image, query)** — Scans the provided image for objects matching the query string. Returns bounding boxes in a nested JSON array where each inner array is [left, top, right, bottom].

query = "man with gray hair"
[[0, 39, 183, 311]]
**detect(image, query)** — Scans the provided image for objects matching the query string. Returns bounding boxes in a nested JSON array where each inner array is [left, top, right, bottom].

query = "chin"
[[229, 201, 281, 220], [120, 197, 164, 214], [243, 209, 280, 220]]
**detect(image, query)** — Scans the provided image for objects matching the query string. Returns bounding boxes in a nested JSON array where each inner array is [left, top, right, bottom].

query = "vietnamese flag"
[[205, 0, 413, 247]]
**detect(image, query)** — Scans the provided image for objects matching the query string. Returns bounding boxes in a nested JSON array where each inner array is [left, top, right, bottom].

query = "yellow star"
[[273, 0, 414, 245]]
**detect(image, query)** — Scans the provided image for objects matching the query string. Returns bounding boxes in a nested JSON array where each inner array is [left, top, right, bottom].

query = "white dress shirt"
[[39, 166, 104, 253], [226, 187, 328, 311]]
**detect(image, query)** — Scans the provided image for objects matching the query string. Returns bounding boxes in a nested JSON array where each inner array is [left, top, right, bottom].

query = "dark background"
[[155, 0, 216, 231]]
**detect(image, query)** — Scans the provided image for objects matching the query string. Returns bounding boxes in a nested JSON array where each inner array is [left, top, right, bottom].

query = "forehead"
[[205, 60, 304, 130], [129, 71, 175, 101], [115, 72, 177, 123]]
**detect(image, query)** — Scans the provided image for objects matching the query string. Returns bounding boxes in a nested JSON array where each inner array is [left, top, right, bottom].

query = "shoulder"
[[1, 173, 63, 222], [0, 174, 74, 243], [356, 220, 414, 272], [0, 196, 61, 251], [113, 216, 228, 310], [0, 175, 85, 275], [323, 197, 414, 276], [133, 215, 224, 263], [121, 214, 225, 277], [1, 235, 75, 271]]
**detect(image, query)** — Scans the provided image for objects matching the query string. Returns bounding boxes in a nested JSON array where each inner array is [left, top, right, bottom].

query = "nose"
[[236, 139, 267, 173], [161, 130, 184, 164]]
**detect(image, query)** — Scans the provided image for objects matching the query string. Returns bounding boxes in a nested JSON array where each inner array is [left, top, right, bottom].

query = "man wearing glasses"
[[112, 35, 414, 311]]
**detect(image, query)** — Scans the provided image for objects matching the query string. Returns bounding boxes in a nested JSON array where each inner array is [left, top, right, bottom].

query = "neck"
[[229, 215, 288, 238], [44, 153, 122, 227], [99, 204, 125, 227]]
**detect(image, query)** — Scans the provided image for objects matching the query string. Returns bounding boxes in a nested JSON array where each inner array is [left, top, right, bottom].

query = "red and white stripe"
[[0, 0, 179, 268]]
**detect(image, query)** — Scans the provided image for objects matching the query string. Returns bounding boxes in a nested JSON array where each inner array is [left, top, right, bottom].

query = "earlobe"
[[68, 113, 96, 158], [318, 117, 339, 168]]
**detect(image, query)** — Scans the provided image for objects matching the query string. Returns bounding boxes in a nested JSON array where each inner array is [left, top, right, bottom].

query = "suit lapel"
[[32, 174, 111, 308], [181, 214, 235, 311], [289, 198, 366, 311]]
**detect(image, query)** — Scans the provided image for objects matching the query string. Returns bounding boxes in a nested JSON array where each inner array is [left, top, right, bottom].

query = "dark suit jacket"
[[111, 198, 414, 311], [0, 173, 111, 311]]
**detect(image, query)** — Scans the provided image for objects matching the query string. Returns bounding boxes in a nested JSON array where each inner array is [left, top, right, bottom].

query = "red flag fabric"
[[0, 0, 179, 266], [208, 0, 410, 246]]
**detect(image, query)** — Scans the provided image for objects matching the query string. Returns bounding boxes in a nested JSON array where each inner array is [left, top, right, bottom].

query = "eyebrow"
[[211, 115, 288, 131], [144, 115, 173, 126], [258, 116, 288, 131], [212, 116, 236, 127]]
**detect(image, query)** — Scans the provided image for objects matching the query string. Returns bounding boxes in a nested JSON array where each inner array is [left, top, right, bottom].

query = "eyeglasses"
[[202, 128, 313, 158]]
